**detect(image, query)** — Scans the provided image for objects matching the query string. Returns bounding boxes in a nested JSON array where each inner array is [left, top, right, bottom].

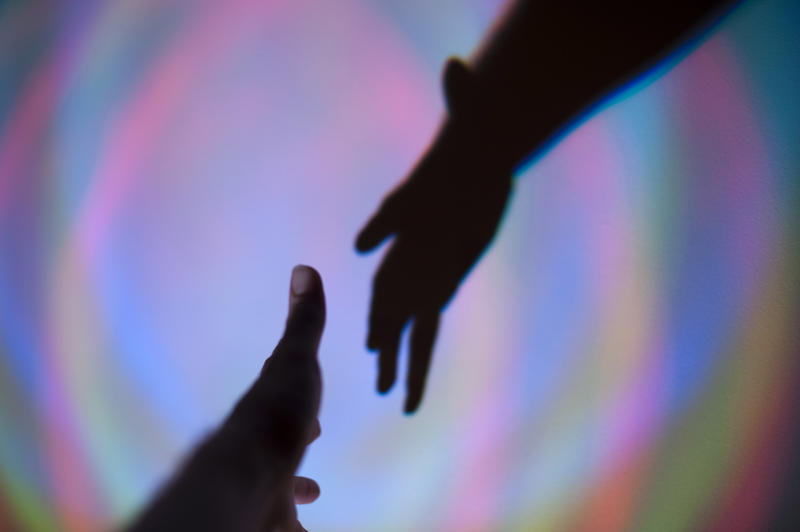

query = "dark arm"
[[456, 1, 740, 168], [357, 1, 742, 414]]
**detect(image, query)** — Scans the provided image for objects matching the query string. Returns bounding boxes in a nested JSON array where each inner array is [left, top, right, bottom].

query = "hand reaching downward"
[[357, 60, 513, 414]]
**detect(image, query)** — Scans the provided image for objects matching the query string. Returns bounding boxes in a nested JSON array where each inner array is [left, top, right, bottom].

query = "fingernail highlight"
[[291, 266, 314, 297]]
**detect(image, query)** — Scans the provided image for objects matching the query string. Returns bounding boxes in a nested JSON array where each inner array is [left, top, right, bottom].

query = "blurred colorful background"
[[1, 0, 798, 530]]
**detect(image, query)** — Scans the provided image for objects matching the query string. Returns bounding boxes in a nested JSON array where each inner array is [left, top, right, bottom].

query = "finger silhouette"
[[404, 312, 440, 414], [128, 266, 325, 532], [367, 307, 407, 351], [231, 265, 324, 461], [279, 266, 326, 362], [292, 476, 321, 505], [355, 184, 412, 252], [367, 271, 409, 352], [218, 265, 325, 532], [377, 328, 402, 394], [369, 259, 412, 394], [443, 58, 475, 115]]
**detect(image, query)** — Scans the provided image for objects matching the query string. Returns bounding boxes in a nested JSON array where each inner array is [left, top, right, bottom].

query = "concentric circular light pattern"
[[0, 1, 797, 530]]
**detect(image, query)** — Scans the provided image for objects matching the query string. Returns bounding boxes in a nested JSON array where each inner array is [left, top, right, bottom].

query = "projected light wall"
[[0, 0, 798, 530]]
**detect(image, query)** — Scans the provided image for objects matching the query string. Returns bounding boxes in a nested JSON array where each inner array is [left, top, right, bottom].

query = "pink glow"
[[0, 52, 63, 215], [443, 393, 514, 530], [74, 0, 297, 260], [675, 37, 773, 296]]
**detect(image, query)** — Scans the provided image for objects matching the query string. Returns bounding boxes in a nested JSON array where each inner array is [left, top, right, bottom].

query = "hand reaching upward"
[[128, 266, 325, 532]]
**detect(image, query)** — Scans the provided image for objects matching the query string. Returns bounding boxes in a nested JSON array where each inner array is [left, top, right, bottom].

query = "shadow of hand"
[[356, 62, 513, 412]]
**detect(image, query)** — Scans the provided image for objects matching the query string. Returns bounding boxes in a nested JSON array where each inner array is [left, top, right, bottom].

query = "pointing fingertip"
[[289, 265, 321, 314], [291, 266, 315, 297]]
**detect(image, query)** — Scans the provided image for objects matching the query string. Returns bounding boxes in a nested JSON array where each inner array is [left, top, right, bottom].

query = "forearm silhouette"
[[356, 1, 739, 414]]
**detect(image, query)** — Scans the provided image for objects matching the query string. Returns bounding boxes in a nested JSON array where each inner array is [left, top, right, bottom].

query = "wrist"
[[440, 58, 516, 174]]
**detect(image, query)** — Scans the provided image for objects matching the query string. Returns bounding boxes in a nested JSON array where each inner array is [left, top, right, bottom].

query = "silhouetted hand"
[[356, 60, 513, 413], [128, 266, 325, 532]]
